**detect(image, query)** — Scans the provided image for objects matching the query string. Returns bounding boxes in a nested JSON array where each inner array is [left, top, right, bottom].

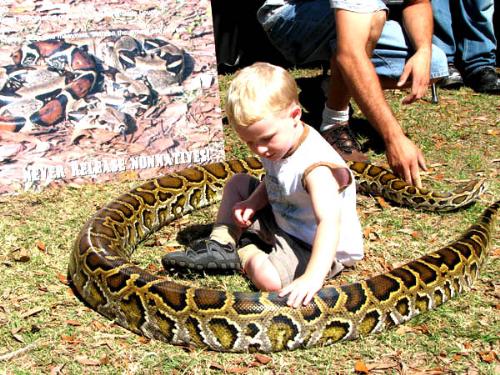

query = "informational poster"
[[0, 0, 225, 194]]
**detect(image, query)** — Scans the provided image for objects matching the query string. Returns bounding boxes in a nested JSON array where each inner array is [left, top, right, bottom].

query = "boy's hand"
[[278, 273, 324, 308], [232, 200, 256, 228]]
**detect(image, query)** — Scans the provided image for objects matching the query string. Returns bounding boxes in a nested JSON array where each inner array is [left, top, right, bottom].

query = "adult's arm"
[[333, 9, 427, 187], [397, 0, 433, 104]]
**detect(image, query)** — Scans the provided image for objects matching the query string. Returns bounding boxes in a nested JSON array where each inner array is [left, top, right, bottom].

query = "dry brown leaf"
[[425, 369, 446, 375], [375, 196, 390, 209], [363, 227, 380, 241], [396, 325, 415, 335], [21, 307, 44, 318], [99, 355, 110, 365], [12, 248, 30, 262], [56, 273, 69, 285], [254, 353, 272, 365], [463, 342, 473, 350], [209, 363, 224, 371], [60, 335, 81, 345], [49, 364, 65, 375], [75, 355, 102, 366], [414, 324, 430, 334], [410, 231, 422, 239], [396, 324, 429, 335], [11, 328, 24, 343], [354, 360, 369, 374], [467, 368, 480, 375], [163, 245, 179, 253], [366, 358, 399, 371], [91, 320, 107, 331], [35, 240, 46, 252], [433, 140, 446, 150], [65, 319, 81, 326], [146, 263, 159, 273], [137, 336, 151, 344], [226, 367, 249, 374], [486, 129, 498, 136], [478, 350, 497, 363]]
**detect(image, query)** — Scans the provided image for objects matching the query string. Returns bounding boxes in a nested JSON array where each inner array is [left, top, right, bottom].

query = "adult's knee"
[[367, 10, 386, 53]]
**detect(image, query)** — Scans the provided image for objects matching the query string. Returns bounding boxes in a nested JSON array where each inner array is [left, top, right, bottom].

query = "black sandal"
[[161, 239, 240, 271]]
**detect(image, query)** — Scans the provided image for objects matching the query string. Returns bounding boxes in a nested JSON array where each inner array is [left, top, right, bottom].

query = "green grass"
[[0, 69, 498, 374]]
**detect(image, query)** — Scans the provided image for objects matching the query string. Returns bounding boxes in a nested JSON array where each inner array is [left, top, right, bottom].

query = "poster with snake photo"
[[0, 0, 225, 194]]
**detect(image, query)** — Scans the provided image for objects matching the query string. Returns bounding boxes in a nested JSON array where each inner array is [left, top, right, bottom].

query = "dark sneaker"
[[161, 239, 240, 271], [321, 123, 369, 163], [464, 67, 500, 94], [439, 64, 463, 89]]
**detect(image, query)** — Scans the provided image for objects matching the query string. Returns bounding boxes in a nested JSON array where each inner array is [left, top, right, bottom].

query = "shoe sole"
[[439, 82, 463, 90], [163, 258, 240, 271]]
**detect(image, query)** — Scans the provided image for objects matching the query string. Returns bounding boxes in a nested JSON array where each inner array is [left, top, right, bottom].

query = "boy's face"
[[235, 104, 302, 161]]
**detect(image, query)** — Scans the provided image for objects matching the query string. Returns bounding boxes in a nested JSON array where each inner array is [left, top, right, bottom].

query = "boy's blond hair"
[[225, 62, 299, 127]]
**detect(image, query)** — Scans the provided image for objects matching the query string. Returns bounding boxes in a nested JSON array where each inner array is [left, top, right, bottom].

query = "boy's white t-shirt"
[[261, 125, 364, 266]]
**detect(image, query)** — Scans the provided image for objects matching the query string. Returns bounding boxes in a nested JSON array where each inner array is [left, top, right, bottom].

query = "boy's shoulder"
[[301, 125, 347, 165]]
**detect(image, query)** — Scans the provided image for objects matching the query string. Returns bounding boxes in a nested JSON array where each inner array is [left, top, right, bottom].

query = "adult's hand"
[[397, 47, 431, 104], [385, 134, 427, 188], [399, 0, 433, 104]]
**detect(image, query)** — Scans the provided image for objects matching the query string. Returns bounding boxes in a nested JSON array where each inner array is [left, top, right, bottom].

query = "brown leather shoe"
[[321, 124, 369, 163]]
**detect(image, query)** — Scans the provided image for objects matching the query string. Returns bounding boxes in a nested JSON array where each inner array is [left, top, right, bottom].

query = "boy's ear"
[[290, 104, 302, 120]]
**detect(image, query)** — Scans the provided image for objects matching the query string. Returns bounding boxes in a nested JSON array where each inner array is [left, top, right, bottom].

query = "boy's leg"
[[240, 208, 345, 291], [161, 174, 259, 270], [239, 244, 281, 292], [214, 173, 258, 233]]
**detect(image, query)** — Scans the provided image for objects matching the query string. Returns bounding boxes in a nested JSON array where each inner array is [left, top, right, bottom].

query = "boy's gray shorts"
[[238, 177, 344, 287]]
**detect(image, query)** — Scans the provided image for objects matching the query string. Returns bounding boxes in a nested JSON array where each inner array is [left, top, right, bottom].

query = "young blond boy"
[[162, 62, 363, 307]]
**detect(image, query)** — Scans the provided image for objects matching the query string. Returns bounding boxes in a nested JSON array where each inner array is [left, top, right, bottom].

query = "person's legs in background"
[[432, 0, 499, 93], [431, 0, 464, 89], [457, 0, 499, 93]]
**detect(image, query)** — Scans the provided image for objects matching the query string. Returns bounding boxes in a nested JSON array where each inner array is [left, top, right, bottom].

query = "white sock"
[[209, 224, 238, 247], [320, 105, 349, 132]]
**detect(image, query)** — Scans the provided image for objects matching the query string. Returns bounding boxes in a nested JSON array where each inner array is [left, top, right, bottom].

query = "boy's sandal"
[[161, 239, 241, 271]]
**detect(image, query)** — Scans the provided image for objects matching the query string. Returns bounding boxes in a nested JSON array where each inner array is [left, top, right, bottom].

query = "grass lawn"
[[0, 68, 498, 374]]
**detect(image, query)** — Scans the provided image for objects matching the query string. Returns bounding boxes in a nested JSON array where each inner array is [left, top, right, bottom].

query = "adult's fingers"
[[410, 161, 422, 189], [397, 64, 411, 88]]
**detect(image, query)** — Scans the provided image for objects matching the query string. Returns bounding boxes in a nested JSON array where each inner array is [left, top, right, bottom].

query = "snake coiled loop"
[[68, 157, 495, 352]]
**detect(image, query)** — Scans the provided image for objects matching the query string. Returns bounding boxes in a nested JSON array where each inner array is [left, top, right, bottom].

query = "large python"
[[68, 157, 496, 352], [0, 35, 185, 133]]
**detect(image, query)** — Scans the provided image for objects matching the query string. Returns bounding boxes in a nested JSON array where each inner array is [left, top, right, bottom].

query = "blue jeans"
[[432, 0, 496, 76], [257, 0, 448, 79]]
